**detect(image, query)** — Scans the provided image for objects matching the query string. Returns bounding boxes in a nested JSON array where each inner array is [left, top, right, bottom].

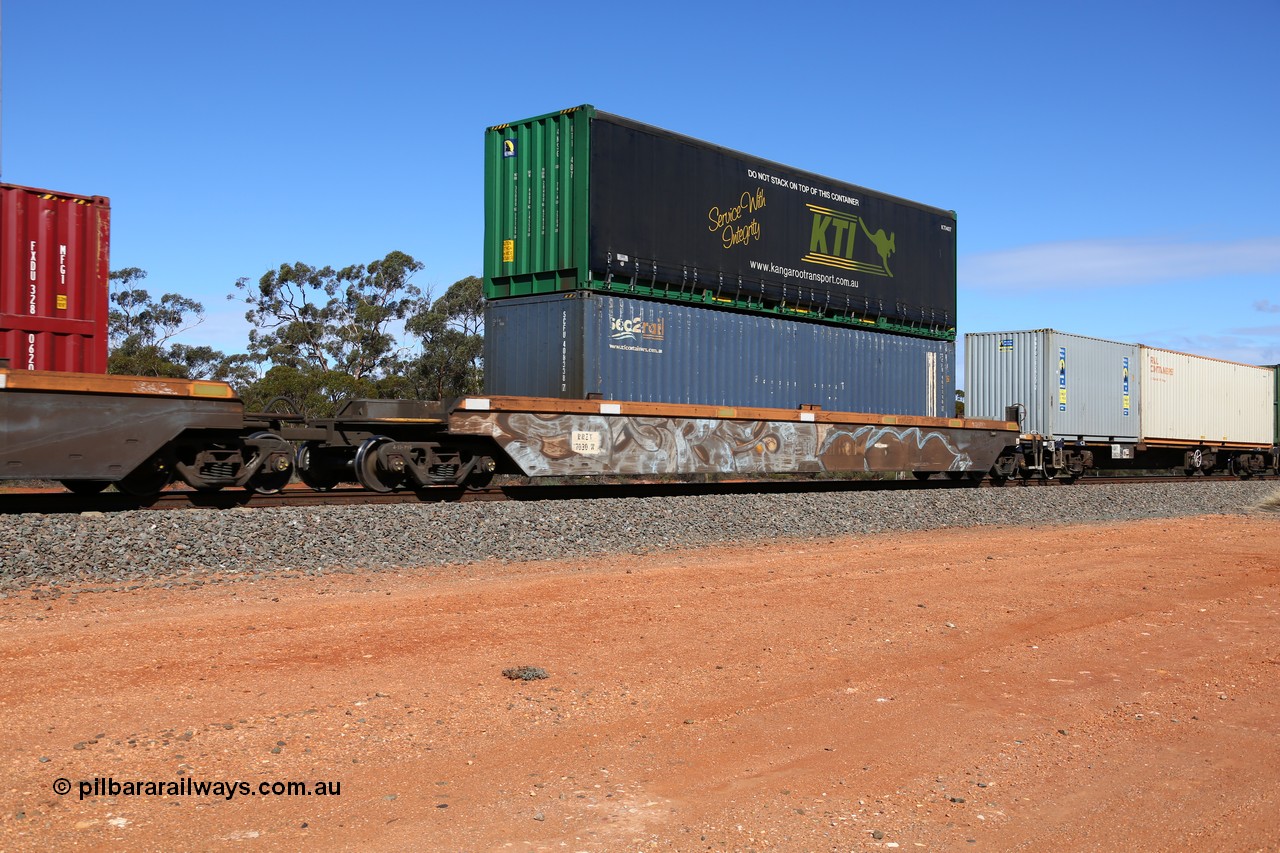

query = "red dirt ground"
[[1, 514, 1278, 851]]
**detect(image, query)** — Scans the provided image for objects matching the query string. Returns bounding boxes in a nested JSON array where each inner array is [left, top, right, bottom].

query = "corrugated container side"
[[484, 107, 589, 296], [0, 183, 110, 372], [1139, 348, 1274, 445], [1269, 363, 1280, 445], [964, 330, 1140, 441], [485, 292, 954, 416], [484, 106, 957, 340]]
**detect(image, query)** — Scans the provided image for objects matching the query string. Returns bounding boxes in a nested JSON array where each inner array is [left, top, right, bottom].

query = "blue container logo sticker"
[[1058, 346, 1067, 411], [608, 313, 666, 354], [502, 139, 517, 158], [999, 338, 1014, 352], [1122, 357, 1131, 416]]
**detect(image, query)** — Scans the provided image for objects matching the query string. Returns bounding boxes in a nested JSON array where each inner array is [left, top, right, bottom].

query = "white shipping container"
[[965, 330, 1140, 442], [1139, 347, 1275, 445]]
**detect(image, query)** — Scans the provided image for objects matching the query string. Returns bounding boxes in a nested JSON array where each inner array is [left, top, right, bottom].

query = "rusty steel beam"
[[0, 383, 243, 482]]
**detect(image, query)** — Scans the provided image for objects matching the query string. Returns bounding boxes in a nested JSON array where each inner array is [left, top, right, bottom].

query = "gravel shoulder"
[[3, 480, 1279, 590], [0, 494, 1278, 850]]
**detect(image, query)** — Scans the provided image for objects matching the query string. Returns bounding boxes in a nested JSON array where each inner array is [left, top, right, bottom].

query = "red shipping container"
[[0, 183, 110, 372]]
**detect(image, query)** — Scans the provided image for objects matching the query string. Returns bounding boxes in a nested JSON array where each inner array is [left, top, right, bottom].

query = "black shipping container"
[[485, 106, 957, 339]]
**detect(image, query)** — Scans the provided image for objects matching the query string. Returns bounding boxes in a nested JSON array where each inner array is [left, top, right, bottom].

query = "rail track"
[[0, 473, 1270, 515]]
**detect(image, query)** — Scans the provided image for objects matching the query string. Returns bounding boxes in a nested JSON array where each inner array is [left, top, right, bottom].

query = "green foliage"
[[169, 345, 258, 385], [402, 275, 485, 400], [107, 254, 486, 416], [107, 268, 245, 381], [234, 251, 425, 381], [107, 338, 188, 378], [236, 366, 366, 419]]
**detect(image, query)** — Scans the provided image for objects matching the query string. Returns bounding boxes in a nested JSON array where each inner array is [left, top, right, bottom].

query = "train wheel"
[[354, 436, 402, 493], [117, 455, 174, 497], [61, 480, 109, 496], [296, 442, 340, 492], [465, 457, 496, 489], [245, 432, 294, 495]]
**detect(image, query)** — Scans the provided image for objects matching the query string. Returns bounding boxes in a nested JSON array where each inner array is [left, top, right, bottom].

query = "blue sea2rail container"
[[485, 292, 955, 417]]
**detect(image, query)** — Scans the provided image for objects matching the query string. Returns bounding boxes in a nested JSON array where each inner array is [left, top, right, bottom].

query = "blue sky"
[[4, 1, 1278, 382]]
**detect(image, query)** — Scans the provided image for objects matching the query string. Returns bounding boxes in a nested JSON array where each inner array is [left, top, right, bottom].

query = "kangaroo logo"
[[802, 203, 896, 278], [859, 220, 896, 277]]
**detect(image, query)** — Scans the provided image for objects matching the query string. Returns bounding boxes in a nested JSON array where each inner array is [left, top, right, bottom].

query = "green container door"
[[1274, 365, 1279, 445], [484, 106, 593, 299]]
